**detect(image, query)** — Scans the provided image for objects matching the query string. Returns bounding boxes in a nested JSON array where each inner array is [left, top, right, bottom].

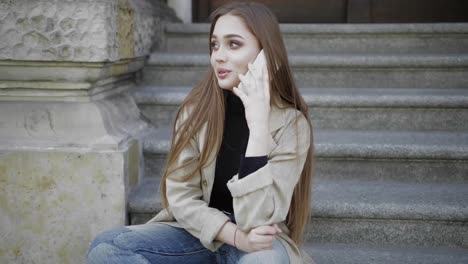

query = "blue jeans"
[[87, 223, 290, 264]]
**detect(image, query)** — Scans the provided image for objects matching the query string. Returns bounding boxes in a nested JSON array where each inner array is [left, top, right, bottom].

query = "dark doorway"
[[193, 0, 468, 23]]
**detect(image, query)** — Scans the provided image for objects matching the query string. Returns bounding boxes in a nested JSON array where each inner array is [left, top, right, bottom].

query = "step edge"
[[132, 87, 468, 108], [140, 127, 468, 160], [165, 23, 468, 34], [147, 53, 468, 67]]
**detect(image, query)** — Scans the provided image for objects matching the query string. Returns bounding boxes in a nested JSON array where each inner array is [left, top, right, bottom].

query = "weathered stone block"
[[0, 142, 139, 263], [0, 0, 156, 61], [0, 93, 146, 263]]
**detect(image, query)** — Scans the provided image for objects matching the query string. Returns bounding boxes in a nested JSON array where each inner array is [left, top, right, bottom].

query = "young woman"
[[88, 2, 314, 263]]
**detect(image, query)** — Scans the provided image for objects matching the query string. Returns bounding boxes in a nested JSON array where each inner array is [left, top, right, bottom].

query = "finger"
[[238, 73, 250, 95], [247, 62, 256, 75], [263, 67, 270, 100], [232, 87, 247, 104], [238, 73, 246, 85], [276, 227, 282, 234], [250, 234, 275, 245], [255, 67, 263, 94], [253, 225, 277, 235], [246, 63, 259, 92], [271, 224, 282, 234], [237, 78, 248, 94], [251, 63, 264, 94]]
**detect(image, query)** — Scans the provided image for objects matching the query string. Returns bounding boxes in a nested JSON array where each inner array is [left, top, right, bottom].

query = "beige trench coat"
[[147, 105, 315, 264]]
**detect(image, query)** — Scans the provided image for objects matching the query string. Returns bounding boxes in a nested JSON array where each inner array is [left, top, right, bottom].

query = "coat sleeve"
[[165, 112, 230, 251], [227, 111, 311, 232]]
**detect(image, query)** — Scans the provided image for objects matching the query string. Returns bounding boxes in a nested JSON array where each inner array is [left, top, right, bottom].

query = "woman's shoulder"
[[273, 105, 309, 129], [270, 105, 311, 154], [174, 104, 198, 129], [177, 104, 194, 121]]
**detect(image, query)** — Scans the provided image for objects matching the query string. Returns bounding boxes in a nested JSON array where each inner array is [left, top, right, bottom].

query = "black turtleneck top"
[[208, 91, 268, 215]]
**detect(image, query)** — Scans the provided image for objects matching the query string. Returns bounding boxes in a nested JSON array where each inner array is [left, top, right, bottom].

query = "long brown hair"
[[161, 2, 314, 245]]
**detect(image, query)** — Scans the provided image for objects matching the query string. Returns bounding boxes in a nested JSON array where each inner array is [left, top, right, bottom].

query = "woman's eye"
[[230, 41, 240, 48], [210, 41, 240, 50]]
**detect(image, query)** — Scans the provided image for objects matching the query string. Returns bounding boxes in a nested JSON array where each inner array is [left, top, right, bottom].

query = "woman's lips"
[[217, 69, 231, 79]]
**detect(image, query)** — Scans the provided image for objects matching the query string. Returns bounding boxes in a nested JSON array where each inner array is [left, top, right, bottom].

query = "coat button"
[[202, 179, 208, 187]]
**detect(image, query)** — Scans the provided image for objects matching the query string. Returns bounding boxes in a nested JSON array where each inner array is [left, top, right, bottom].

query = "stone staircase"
[[129, 23, 468, 263]]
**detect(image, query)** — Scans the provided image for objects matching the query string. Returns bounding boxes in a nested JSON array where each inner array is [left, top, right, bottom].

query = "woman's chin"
[[217, 80, 235, 90]]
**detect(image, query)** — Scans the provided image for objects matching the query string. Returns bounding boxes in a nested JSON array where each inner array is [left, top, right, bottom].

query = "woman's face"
[[210, 14, 261, 90]]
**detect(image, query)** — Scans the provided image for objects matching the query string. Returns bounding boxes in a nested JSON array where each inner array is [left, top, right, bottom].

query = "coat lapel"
[[201, 105, 286, 202]]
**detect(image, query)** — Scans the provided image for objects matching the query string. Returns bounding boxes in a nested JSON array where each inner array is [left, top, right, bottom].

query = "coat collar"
[[202, 104, 286, 202]]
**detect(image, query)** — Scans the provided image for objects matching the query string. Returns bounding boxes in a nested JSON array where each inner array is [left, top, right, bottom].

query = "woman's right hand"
[[236, 224, 282, 253]]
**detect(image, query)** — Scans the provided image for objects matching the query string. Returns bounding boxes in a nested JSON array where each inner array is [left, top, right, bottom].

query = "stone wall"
[[0, 0, 157, 61], [0, 0, 178, 263], [0, 144, 139, 263]]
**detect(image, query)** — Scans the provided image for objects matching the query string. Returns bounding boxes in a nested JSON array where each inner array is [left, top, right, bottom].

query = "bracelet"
[[234, 228, 238, 248]]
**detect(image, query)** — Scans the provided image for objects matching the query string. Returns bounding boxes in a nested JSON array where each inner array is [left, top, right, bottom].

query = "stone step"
[[305, 243, 468, 264], [132, 86, 468, 131], [129, 177, 468, 223], [128, 176, 162, 224], [140, 126, 468, 187], [143, 53, 468, 88], [162, 23, 468, 55], [128, 177, 468, 247], [141, 127, 468, 159]]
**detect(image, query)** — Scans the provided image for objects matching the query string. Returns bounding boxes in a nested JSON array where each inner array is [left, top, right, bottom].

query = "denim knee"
[[87, 242, 151, 264], [87, 224, 217, 264], [87, 226, 131, 256]]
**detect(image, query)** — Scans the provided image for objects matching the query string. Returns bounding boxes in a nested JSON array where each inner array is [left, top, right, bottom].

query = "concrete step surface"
[[132, 86, 468, 130], [141, 127, 468, 160], [133, 86, 468, 107], [162, 23, 468, 55], [129, 177, 468, 222], [128, 176, 468, 247], [312, 180, 468, 221], [147, 52, 468, 67], [314, 129, 468, 159], [305, 243, 468, 264], [143, 53, 468, 88], [139, 127, 468, 184]]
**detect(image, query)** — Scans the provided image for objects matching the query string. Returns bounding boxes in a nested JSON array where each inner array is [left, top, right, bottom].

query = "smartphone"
[[250, 49, 267, 73], [252, 49, 280, 72]]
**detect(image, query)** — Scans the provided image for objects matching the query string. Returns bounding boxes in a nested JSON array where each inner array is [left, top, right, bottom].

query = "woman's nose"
[[214, 47, 227, 62]]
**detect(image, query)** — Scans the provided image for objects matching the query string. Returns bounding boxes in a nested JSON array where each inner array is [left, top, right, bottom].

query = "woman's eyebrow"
[[211, 34, 245, 40]]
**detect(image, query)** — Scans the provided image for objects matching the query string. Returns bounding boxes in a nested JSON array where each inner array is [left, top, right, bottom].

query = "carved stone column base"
[[0, 0, 162, 262], [0, 91, 148, 263]]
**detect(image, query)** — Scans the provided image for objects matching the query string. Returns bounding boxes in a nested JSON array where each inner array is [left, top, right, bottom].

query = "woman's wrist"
[[234, 227, 238, 248], [234, 229, 248, 251], [248, 124, 269, 136], [245, 131, 269, 157], [216, 221, 238, 247]]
